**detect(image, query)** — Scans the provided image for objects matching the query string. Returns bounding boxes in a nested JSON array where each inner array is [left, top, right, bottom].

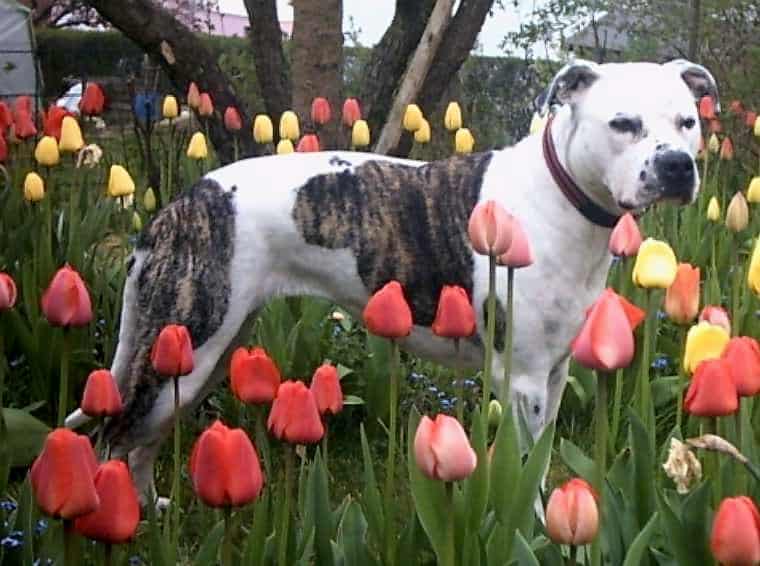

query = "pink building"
[[159, 1, 292, 38]]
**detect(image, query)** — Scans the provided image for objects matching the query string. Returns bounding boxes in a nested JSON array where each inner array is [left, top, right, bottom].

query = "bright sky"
[[217, 0, 545, 57]]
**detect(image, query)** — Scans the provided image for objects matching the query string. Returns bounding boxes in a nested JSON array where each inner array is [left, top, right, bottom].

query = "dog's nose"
[[654, 150, 695, 200]]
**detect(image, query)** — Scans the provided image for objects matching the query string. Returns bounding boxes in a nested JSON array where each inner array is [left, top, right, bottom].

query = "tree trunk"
[[290, 0, 343, 149]]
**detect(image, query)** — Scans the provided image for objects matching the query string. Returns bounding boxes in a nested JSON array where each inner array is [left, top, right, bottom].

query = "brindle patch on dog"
[[293, 153, 493, 325], [105, 178, 235, 449]]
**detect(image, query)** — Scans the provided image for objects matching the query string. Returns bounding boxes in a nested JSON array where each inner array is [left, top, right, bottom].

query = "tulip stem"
[[704, 417, 720, 506], [233, 136, 240, 163], [637, 291, 656, 445], [501, 266, 515, 408], [57, 329, 71, 427], [172, 375, 181, 554], [675, 327, 687, 433], [482, 255, 497, 424], [63, 519, 79, 566], [441, 482, 456, 566], [384, 340, 400, 566], [455, 339, 465, 423], [0, 333, 8, 496], [591, 371, 608, 566], [609, 368, 623, 454], [567, 544, 578, 566], [277, 446, 295, 566], [103, 543, 113, 566], [222, 507, 233, 566]]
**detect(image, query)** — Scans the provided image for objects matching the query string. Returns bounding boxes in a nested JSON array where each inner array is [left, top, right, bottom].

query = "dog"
[[66, 59, 717, 500]]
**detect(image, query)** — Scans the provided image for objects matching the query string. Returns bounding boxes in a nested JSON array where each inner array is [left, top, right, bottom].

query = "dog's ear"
[[664, 59, 721, 112], [540, 59, 600, 116]]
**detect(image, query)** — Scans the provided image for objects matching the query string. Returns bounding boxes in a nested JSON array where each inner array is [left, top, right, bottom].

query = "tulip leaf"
[[511, 531, 540, 566], [679, 482, 712, 564], [243, 491, 271, 566], [465, 414, 490, 534], [2, 408, 50, 467], [397, 508, 422, 566], [559, 438, 595, 484], [343, 394, 365, 406], [338, 500, 380, 566], [621, 511, 659, 566], [145, 493, 169, 566], [305, 449, 335, 566], [628, 410, 656, 529], [490, 403, 522, 525], [359, 424, 385, 553], [192, 520, 225, 566]]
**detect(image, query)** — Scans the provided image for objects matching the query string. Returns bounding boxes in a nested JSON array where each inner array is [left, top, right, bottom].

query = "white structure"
[[0, 0, 40, 100]]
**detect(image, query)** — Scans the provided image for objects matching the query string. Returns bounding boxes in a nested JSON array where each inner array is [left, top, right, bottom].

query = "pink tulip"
[[497, 216, 533, 268], [414, 414, 477, 481], [699, 305, 731, 334], [608, 213, 642, 257], [467, 200, 513, 256], [297, 134, 320, 152], [546, 478, 599, 545]]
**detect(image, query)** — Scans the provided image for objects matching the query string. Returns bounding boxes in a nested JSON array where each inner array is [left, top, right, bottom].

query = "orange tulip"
[[267, 381, 324, 444], [341, 98, 361, 127], [198, 92, 214, 117], [711, 496, 760, 566], [43, 105, 69, 140], [722, 337, 760, 397], [310, 363, 343, 416], [187, 82, 201, 109], [229, 346, 281, 404], [431, 285, 476, 339], [414, 414, 477, 481], [189, 420, 264, 507], [74, 460, 140, 543], [362, 280, 413, 339], [684, 359, 738, 417], [467, 200, 513, 256], [546, 478, 599, 545], [151, 324, 194, 377], [699, 305, 731, 334], [41, 264, 93, 327], [608, 213, 642, 257], [720, 136, 734, 160], [699, 96, 716, 120], [497, 216, 534, 268], [0, 272, 17, 311], [296, 133, 320, 152], [664, 263, 700, 324], [80, 369, 123, 417], [311, 97, 332, 126], [79, 82, 105, 116], [223, 106, 242, 131]]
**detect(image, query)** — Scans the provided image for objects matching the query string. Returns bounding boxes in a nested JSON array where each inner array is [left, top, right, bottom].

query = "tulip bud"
[[362, 281, 413, 338], [198, 92, 214, 117], [276, 139, 294, 155], [351, 119, 370, 148], [151, 324, 194, 377], [725, 192, 748, 232], [683, 321, 730, 374], [750, 238, 760, 297], [414, 118, 431, 144], [79, 83, 105, 116], [0, 273, 17, 311], [41, 264, 93, 327], [310, 97, 332, 126], [144, 187, 157, 212], [132, 211, 143, 232], [267, 380, 324, 444], [414, 414, 477, 481], [706, 196, 721, 221], [546, 478, 599, 545], [224, 106, 242, 132], [34, 136, 60, 167], [431, 285, 476, 338], [162, 95, 179, 119], [296, 133, 320, 153], [58, 116, 84, 153], [23, 171, 45, 202], [403, 104, 423, 132], [699, 96, 716, 120], [711, 496, 760, 566], [341, 98, 362, 128], [187, 82, 201, 109], [723, 337, 760, 397], [455, 128, 476, 155], [187, 132, 208, 160], [253, 114, 274, 144], [310, 363, 343, 416], [755, 116, 760, 138], [279, 110, 300, 141], [468, 200, 513, 256], [529, 112, 547, 135], [685, 358, 738, 417], [444, 102, 462, 131], [609, 213, 642, 257], [699, 305, 731, 334], [747, 177, 760, 203], [487, 399, 502, 429], [107, 165, 136, 198], [80, 369, 123, 417], [719, 136, 734, 160], [229, 346, 281, 405], [707, 133, 720, 153], [664, 263, 700, 325]]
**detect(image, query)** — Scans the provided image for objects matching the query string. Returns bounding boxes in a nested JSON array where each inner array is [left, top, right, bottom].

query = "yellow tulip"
[[706, 197, 721, 222], [726, 192, 749, 232], [351, 120, 370, 148], [414, 118, 431, 144], [403, 104, 423, 132], [529, 113, 547, 135], [444, 102, 462, 131], [632, 238, 678, 288], [253, 114, 274, 144], [279, 111, 300, 141], [58, 116, 84, 153], [132, 211, 143, 232], [683, 321, 730, 374], [34, 136, 60, 167], [23, 172, 44, 202], [455, 128, 475, 154], [276, 139, 294, 155], [755, 116, 760, 138], [144, 187, 157, 212], [163, 95, 179, 119], [748, 237, 760, 296], [707, 133, 720, 153], [187, 132, 208, 160], [748, 177, 760, 204], [107, 165, 136, 198]]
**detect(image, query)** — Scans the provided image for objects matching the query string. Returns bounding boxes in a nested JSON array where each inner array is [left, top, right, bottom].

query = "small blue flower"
[[439, 399, 452, 410], [129, 556, 143, 565], [34, 519, 48, 536], [611, 255, 622, 264], [8, 530, 23, 540], [427, 385, 439, 394], [0, 500, 17, 512], [33, 560, 53, 566], [651, 355, 670, 370], [1, 536, 22, 549], [463, 379, 476, 388], [656, 310, 667, 320]]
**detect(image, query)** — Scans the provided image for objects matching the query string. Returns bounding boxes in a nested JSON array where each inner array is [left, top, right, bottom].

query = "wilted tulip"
[[748, 177, 760, 203], [723, 337, 760, 397], [403, 104, 423, 132], [0, 273, 17, 311], [224, 106, 242, 132], [34, 136, 60, 167], [351, 119, 370, 148], [296, 133, 320, 152], [276, 139, 294, 154], [279, 110, 300, 141], [414, 118, 431, 144], [684, 358, 738, 416], [23, 172, 44, 202], [229, 346, 281, 404], [162, 95, 179, 119], [80, 369, 122, 417], [711, 496, 760, 566], [187, 132, 208, 160], [414, 414, 477, 481], [58, 116, 84, 153], [79, 82, 105, 116], [431, 285, 476, 339], [107, 164, 135, 198], [189, 420, 264, 507], [341, 98, 361, 127], [498, 216, 534, 268], [699, 96, 716, 120], [707, 133, 720, 153], [468, 200, 513, 256], [608, 213, 642, 257], [662, 437, 702, 494], [632, 238, 678, 288], [444, 102, 462, 131], [41, 264, 93, 327], [455, 128, 475, 154], [253, 114, 274, 143], [362, 280, 413, 339], [187, 82, 201, 109], [311, 97, 332, 126], [144, 187, 157, 212], [664, 263, 700, 324], [198, 92, 214, 117], [43, 105, 69, 140], [546, 478, 599, 545], [749, 238, 760, 296], [151, 324, 194, 377], [683, 321, 730, 374], [720, 136, 734, 160], [310, 363, 343, 416], [706, 196, 721, 221], [726, 192, 748, 232], [267, 381, 324, 444]]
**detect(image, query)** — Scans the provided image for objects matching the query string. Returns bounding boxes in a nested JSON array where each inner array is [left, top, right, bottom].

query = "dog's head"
[[539, 59, 718, 213]]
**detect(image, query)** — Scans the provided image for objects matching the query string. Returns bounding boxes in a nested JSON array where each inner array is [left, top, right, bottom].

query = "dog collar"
[[541, 116, 622, 229]]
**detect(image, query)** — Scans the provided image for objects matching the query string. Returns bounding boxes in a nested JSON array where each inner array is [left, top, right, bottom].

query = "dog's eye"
[[680, 116, 697, 130], [609, 116, 642, 134]]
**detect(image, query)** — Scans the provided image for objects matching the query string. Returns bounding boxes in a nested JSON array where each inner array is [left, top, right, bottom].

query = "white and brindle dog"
[[67, 59, 718, 499]]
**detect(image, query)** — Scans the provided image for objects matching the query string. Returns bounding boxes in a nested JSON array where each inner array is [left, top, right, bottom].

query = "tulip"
[[23, 171, 44, 202], [729, 100, 744, 114], [311, 97, 332, 126], [546, 478, 599, 545], [276, 139, 294, 154], [497, 216, 534, 268], [144, 187, 157, 212], [79, 82, 105, 116], [229, 346, 281, 404], [444, 101, 463, 132], [403, 104, 423, 132], [722, 337, 760, 397], [80, 369, 122, 417], [30, 428, 99, 519], [0, 101, 11, 132], [342, 98, 361, 127], [684, 358, 738, 416], [414, 414, 477, 481], [58, 116, 84, 153], [0, 273, 17, 311], [455, 128, 475, 154], [699, 95, 716, 120], [267, 380, 324, 444], [162, 95, 179, 119], [709, 119, 722, 134], [664, 263, 700, 324], [529, 112, 547, 135], [187, 131, 208, 159], [711, 496, 760, 565], [699, 305, 731, 334], [487, 399, 503, 429], [755, 115, 760, 138], [748, 177, 760, 204], [706, 196, 721, 221], [0, 133, 6, 162], [198, 92, 214, 117], [43, 105, 69, 140], [187, 82, 201, 109], [362, 280, 413, 339], [431, 285, 476, 339], [296, 133, 320, 152], [34, 136, 60, 167], [151, 324, 194, 377], [707, 133, 720, 153], [726, 192, 749, 232], [310, 363, 343, 416], [720, 136, 734, 160], [189, 420, 264, 507], [468, 200, 513, 256], [632, 238, 678, 288], [41, 265, 92, 327], [749, 238, 760, 296], [351, 119, 370, 147], [224, 106, 242, 132], [608, 213, 642, 257], [107, 164, 136, 198], [279, 110, 300, 141], [253, 114, 274, 143], [414, 118, 431, 144], [744, 111, 757, 128], [683, 321, 730, 374], [13, 106, 36, 139]]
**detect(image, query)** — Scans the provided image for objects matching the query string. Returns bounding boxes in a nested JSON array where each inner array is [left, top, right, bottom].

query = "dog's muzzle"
[[654, 149, 696, 202]]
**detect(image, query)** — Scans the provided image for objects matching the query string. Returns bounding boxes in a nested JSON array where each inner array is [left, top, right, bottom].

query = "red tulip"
[[709, 119, 722, 134], [187, 82, 201, 109], [0, 273, 15, 311], [711, 496, 760, 566], [414, 414, 477, 481], [342, 98, 361, 127], [41, 264, 93, 327], [664, 263, 700, 324], [224, 106, 242, 132], [43, 105, 69, 140], [198, 93, 214, 117], [13, 109, 36, 139], [151, 324, 194, 377], [362, 280, 413, 338], [684, 358, 738, 417], [729, 100, 744, 114], [431, 285, 476, 338], [720, 136, 734, 160], [79, 82, 105, 116], [746, 111, 758, 129], [296, 133, 320, 152], [699, 96, 716, 120], [0, 101, 11, 132], [267, 380, 324, 444], [30, 428, 99, 519], [311, 97, 332, 126], [546, 478, 599, 545], [571, 288, 644, 371], [229, 346, 281, 404], [497, 216, 534, 268], [608, 213, 642, 257], [80, 369, 123, 417], [0, 132, 7, 162], [468, 200, 513, 256], [189, 420, 264, 507], [722, 337, 760, 397], [699, 305, 731, 334], [310, 363, 343, 416], [14, 95, 32, 117], [73, 460, 140, 543]]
